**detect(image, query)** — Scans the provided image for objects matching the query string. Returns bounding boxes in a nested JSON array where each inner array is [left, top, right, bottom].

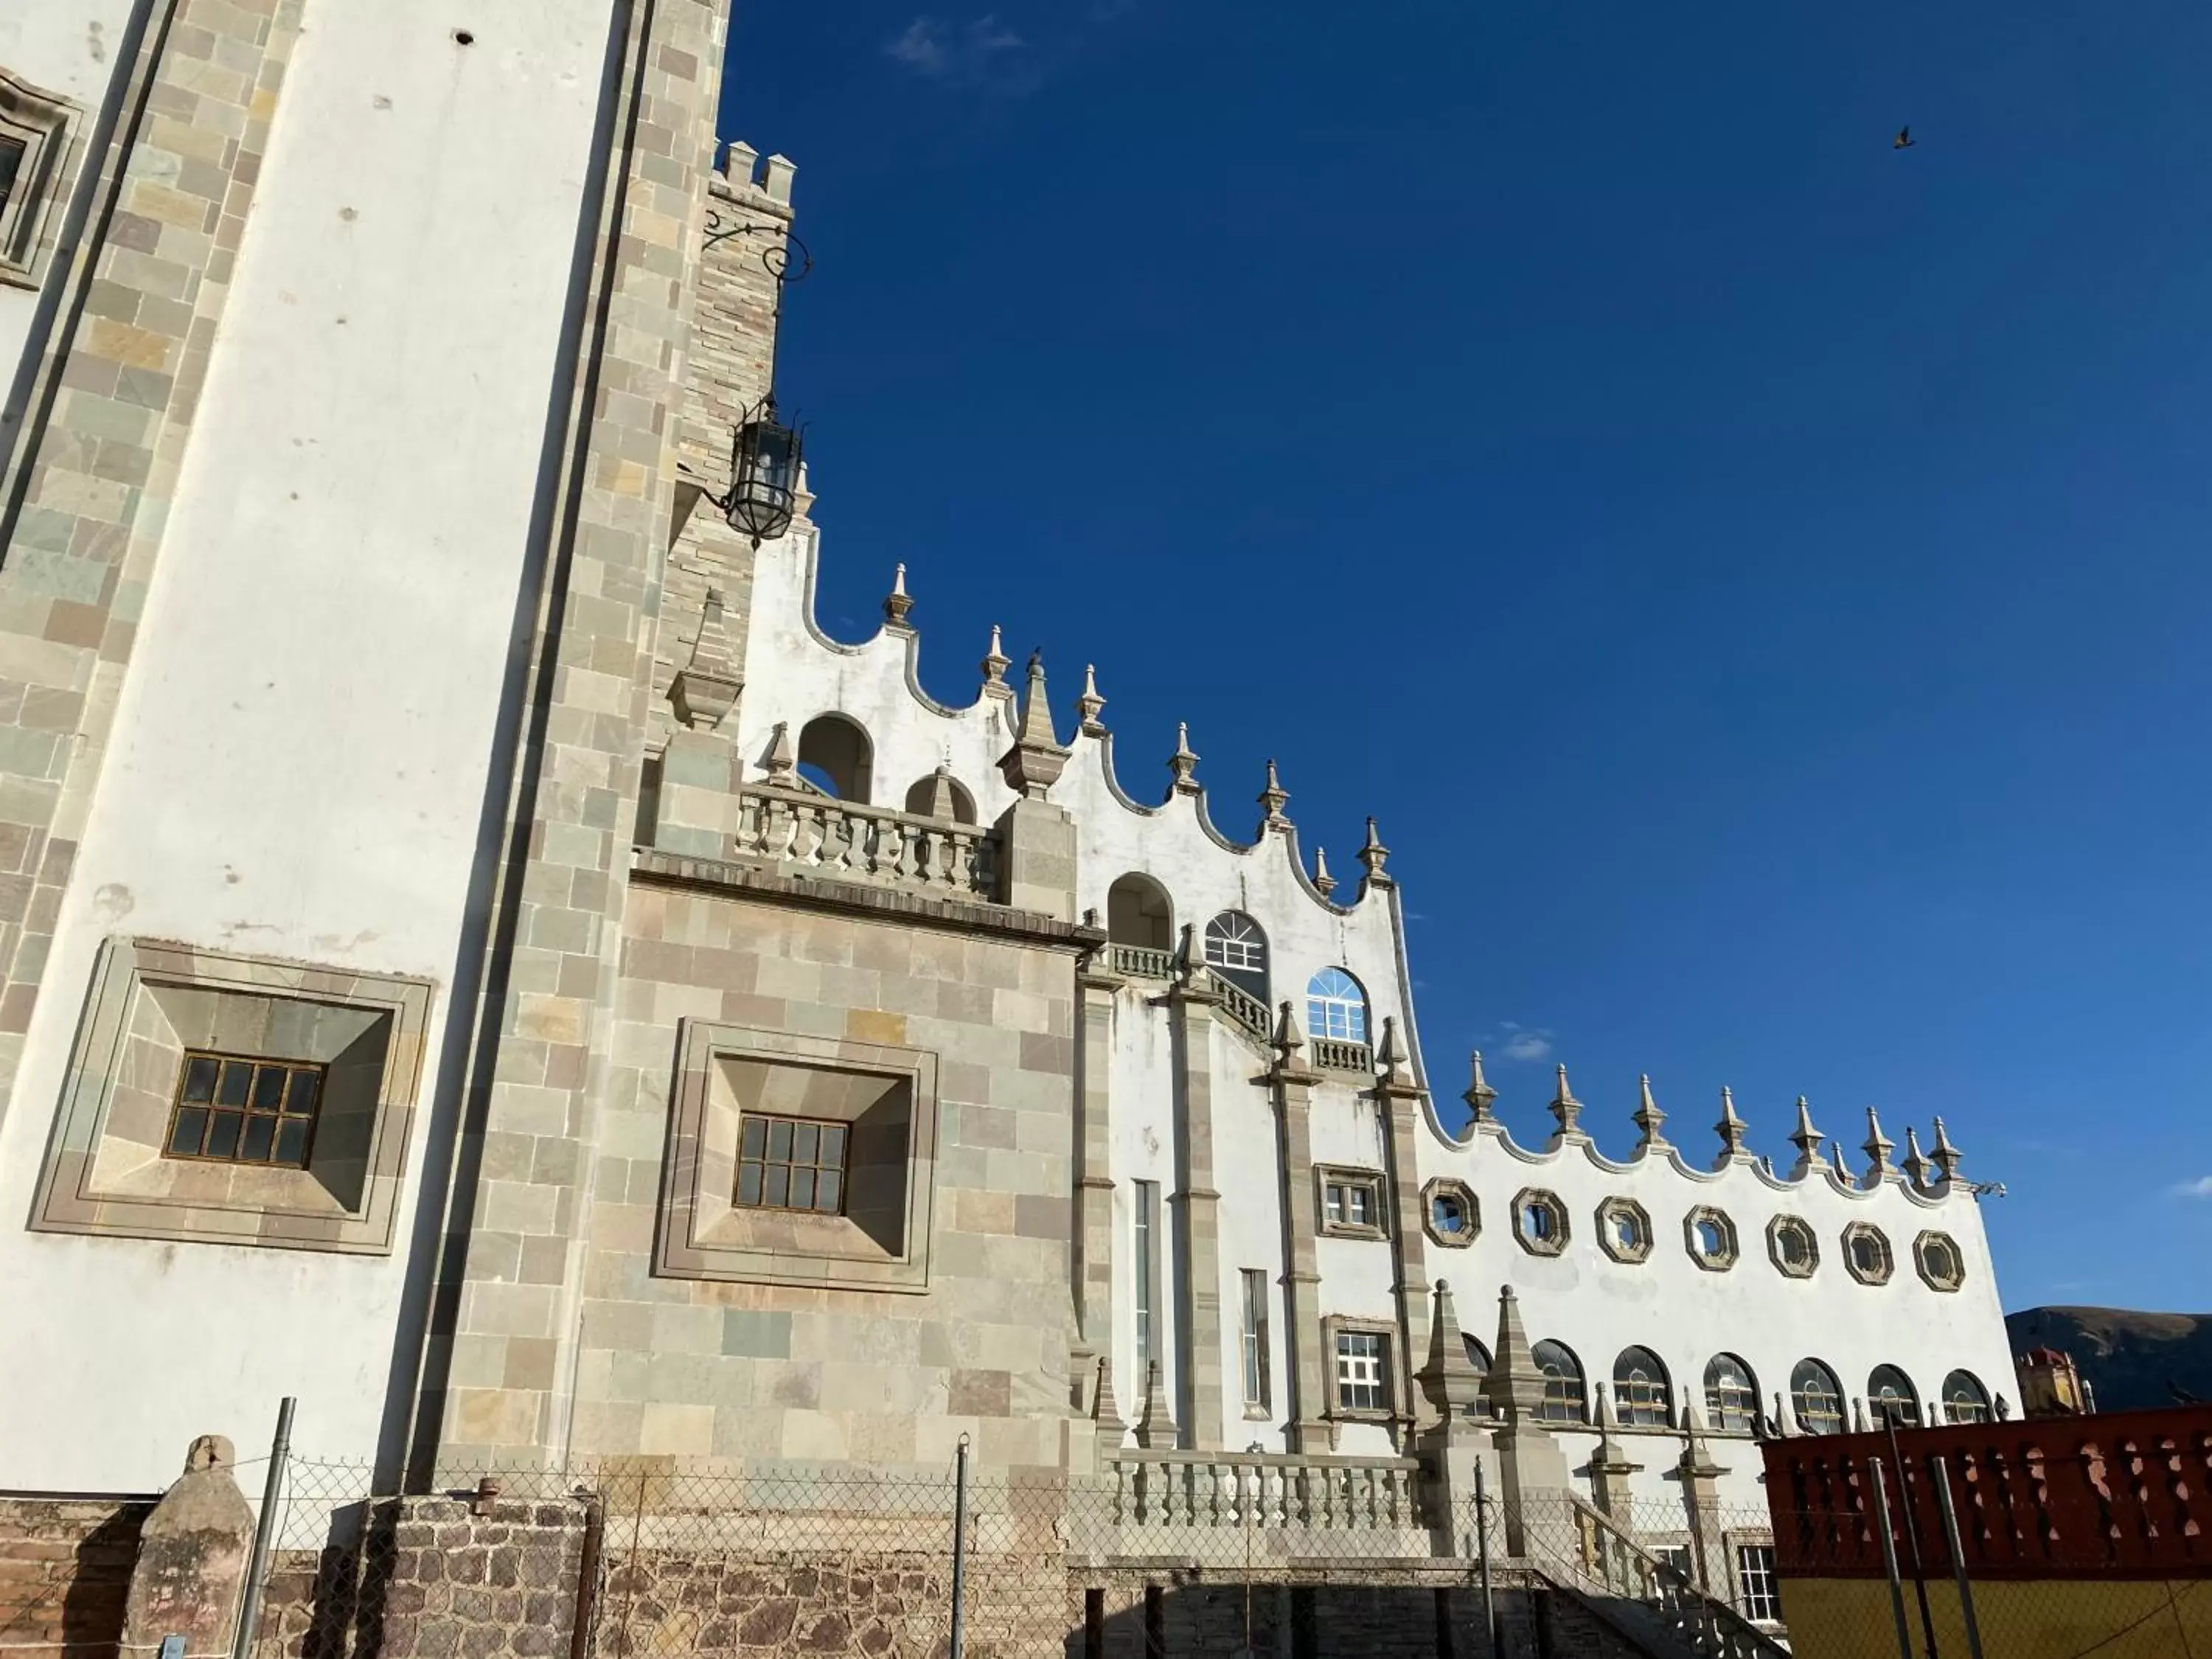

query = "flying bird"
[[1893, 127, 1916, 150], [2169, 1380, 2202, 1406]]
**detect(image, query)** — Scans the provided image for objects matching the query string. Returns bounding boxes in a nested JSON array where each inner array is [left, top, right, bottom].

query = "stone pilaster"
[[994, 797, 1077, 921], [1268, 1031, 1329, 1453], [1585, 1385, 1642, 1524], [1415, 1280, 1498, 1556], [1166, 979, 1225, 1450], [1071, 965, 1120, 1399], [1490, 1287, 1571, 1554], [1373, 1018, 1429, 1447], [1673, 1408, 1732, 1598]]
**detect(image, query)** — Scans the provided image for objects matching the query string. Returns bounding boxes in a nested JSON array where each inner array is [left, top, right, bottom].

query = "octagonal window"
[[1514, 1189, 1569, 1256], [1597, 1197, 1652, 1264], [1684, 1206, 1739, 1271]]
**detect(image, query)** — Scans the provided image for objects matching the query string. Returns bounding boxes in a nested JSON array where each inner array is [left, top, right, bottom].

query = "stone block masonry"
[[0, 1494, 155, 1658]]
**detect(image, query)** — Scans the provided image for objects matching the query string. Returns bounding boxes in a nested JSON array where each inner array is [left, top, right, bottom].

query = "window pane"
[[206, 1112, 243, 1159], [767, 1120, 793, 1161], [170, 1107, 209, 1156], [764, 1166, 789, 1206], [284, 1068, 321, 1116], [737, 1163, 762, 1204], [741, 1117, 767, 1159], [790, 1169, 816, 1210], [793, 1123, 819, 1164], [181, 1056, 219, 1103], [251, 1065, 288, 1111], [240, 1116, 276, 1163], [819, 1124, 846, 1164], [816, 1169, 841, 1211], [217, 1062, 254, 1107], [274, 1118, 312, 1166]]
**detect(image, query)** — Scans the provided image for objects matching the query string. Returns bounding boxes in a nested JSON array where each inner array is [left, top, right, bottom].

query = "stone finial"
[[1930, 1116, 1964, 1183], [1851, 1397, 1871, 1433], [1463, 1051, 1499, 1124], [919, 764, 960, 821], [1714, 1086, 1748, 1160], [1902, 1126, 1931, 1187], [1312, 846, 1336, 898], [1420, 1279, 1488, 1422], [1092, 1356, 1126, 1438], [761, 151, 796, 205], [1167, 723, 1201, 796], [1588, 1384, 1642, 1514], [1257, 759, 1292, 832], [1787, 1095, 1824, 1177], [1862, 1106, 1898, 1183], [1772, 1392, 1795, 1439], [1632, 1074, 1670, 1152], [1377, 1016, 1415, 1088], [1358, 816, 1391, 883], [997, 650, 1069, 798], [1829, 1139, 1851, 1181], [981, 624, 1011, 693], [1995, 1392, 2011, 1422], [184, 1435, 234, 1474], [883, 562, 914, 627], [763, 720, 799, 787], [670, 587, 742, 732], [1272, 999, 1306, 1063], [1677, 1403, 1723, 1479], [1492, 1287, 1551, 1427], [1075, 663, 1107, 734], [1134, 1360, 1175, 1449], [723, 139, 760, 186], [1548, 1063, 1584, 1139], [1172, 922, 1200, 988]]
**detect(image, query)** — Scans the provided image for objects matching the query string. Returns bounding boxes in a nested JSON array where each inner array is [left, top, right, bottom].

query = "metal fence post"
[[1868, 1458, 1916, 1659], [1472, 1462, 1496, 1658], [1885, 1413, 1942, 1659], [1929, 1457, 1986, 1659], [950, 1433, 970, 1659], [230, 1395, 296, 1659]]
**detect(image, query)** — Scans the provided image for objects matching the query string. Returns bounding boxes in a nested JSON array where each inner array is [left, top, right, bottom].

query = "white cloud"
[[1490, 1022, 1554, 1063], [883, 15, 1024, 80], [2172, 1176, 2212, 1200]]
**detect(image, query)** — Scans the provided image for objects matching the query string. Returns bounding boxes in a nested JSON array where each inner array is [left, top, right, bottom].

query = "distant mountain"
[[2006, 1306, 2212, 1413]]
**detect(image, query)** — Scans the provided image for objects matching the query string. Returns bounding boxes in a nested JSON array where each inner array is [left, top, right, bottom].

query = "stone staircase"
[[1523, 1495, 1790, 1659]]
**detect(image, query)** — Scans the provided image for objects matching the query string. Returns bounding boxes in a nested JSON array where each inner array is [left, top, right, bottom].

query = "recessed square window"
[[735, 1112, 846, 1214], [1324, 1316, 1397, 1422], [1, 68, 81, 288], [1315, 1164, 1387, 1240], [165, 1052, 325, 1168]]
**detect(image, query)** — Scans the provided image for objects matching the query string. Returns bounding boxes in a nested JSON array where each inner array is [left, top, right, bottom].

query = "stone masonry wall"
[[0, 1495, 154, 1658]]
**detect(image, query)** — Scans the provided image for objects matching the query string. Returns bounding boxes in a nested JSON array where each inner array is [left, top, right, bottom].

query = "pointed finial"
[[1257, 758, 1292, 832], [1829, 1139, 1851, 1180], [1463, 1051, 1498, 1124], [669, 587, 742, 731], [1312, 846, 1336, 898], [1862, 1106, 1897, 1183], [763, 720, 799, 787], [1787, 1095, 1824, 1176], [997, 650, 1068, 798], [1930, 1116, 1963, 1183], [1773, 1392, 1794, 1439], [1272, 999, 1306, 1062], [1075, 662, 1107, 735], [1091, 1356, 1125, 1438], [1852, 1397, 1870, 1433], [1166, 723, 1201, 796], [1172, 922, 1199, 987], [1419, 1279, 1486, 1422], [1357, 816, 1391, 883], [1902, 1126, 1931, 1187], [1632, 1074, 1670, 1152], [1377, 1016, 1413, 1087], [1549, 1063, 1584, 1138], [919, 763, 960, 821], [883, 562, 914, 627], [1133, 1360, 1175, 1450], [1713, 1085, 1748, 1160], [980, 623, 1011, 691]]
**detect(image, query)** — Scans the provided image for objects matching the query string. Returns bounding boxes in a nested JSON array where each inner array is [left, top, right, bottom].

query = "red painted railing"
[[1761, 1405, 2212, 1580]]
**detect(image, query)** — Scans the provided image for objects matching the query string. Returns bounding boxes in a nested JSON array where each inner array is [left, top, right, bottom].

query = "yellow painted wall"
[[1779, 1576, 2210, 1659]]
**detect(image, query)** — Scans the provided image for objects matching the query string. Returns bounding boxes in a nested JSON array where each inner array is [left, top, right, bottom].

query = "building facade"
[[0, 0, 2016, 1635]]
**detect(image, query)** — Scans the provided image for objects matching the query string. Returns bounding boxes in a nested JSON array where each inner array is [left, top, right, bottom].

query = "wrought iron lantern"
[[720, 397, 801, 543]]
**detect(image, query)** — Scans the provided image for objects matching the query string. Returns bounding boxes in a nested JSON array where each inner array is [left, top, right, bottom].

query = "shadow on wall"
[[1075, 1580, 1513, 1659], [60, 1508, 150, 1659]]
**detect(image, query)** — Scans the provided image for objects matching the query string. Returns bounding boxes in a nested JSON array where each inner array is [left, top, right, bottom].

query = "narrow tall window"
[[1736, 1545, 1781, 1623], [1335, 1329, 1388, 1413], [1133, 1180, 1159, 1382], [1240, 1269, 1270, 1410]]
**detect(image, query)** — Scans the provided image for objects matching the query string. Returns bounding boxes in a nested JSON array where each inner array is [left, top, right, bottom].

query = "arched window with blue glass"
[[1305, 967, 1368, 1044]]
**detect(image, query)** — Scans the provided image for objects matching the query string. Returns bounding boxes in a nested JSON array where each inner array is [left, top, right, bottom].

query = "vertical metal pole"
[[1930, 1458, 1986, 1659], [1885, 1413, 1942, 1659], [1869, 1459, 1916, 1659], [949, 1433, 970, 1659], [230, 1395, 296, 1659], [1474, 1462, 1496, 1658]]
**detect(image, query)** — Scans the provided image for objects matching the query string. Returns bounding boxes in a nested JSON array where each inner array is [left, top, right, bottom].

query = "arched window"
[[1868, 1365, 1921, 1428], [1203, 911, 1269, 1004], [1532, 1340, 1586, 1425], [1462, 1335, 1494, 1419], [1942, 1369, 1992, 1425], [1306, 968, 1368, 1043], [796, 714, 872, 803], [902, 771, 976, 824], [1105, 874, 1174, 951], [1704, 1354, 1760, 1434], [1613, 1346, 1674, 1427], [1791, 1359, 1845, 1436]]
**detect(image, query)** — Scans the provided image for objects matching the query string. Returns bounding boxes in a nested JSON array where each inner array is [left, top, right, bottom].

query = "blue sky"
[[717, 1, 2212, 1315]]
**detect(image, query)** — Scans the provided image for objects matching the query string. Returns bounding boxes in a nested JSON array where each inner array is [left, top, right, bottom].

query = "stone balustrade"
[[731, 785, 999, 899], [1310, 1037, 1373, 1074], [1208, 974, 1273, 1043], [1106, 943, 1175, 980], [1102, 1450, 1428, 1536]]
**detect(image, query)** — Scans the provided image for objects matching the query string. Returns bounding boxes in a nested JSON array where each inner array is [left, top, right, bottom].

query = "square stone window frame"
[[1842, 1221, 1895, 1285], [1766, 1213, 1820, 1279], [1912, 1228, 1965, 1293], [1315, 1163, 1388, 1242], [1683, 1205, 1740, 1272], [29, 937, 433, 1253], [1, 66, 83, 288], [1596, 1195, 1652, 1264], [656, 1018, 942, 1293], [1512, 1186, 1570, 1257], [1319, 1312, 1402, 1436], [1419, 1177, 1478, 1249]]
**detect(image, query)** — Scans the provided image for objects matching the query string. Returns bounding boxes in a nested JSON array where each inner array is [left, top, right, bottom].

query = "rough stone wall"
[[562, 872, 1082, 1469], [0, 1495, 153, 1658]]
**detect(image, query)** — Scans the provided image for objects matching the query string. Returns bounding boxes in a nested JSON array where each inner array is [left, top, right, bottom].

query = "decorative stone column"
[[1586, 1385, 1643, 1524], [1489, 1287, 1572, 1554], [1267, 1006, 1330, 1453], [1415, 1279, 1498, 1556], [1071, 961, 1121, 1414], [995, 653, 1077, 920], [1373, 1018, 1430, 1451], [1673, 1406, 1732, 1598], [1166, 967, 1225, 1450], [119, 1436, 255, 1659]]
